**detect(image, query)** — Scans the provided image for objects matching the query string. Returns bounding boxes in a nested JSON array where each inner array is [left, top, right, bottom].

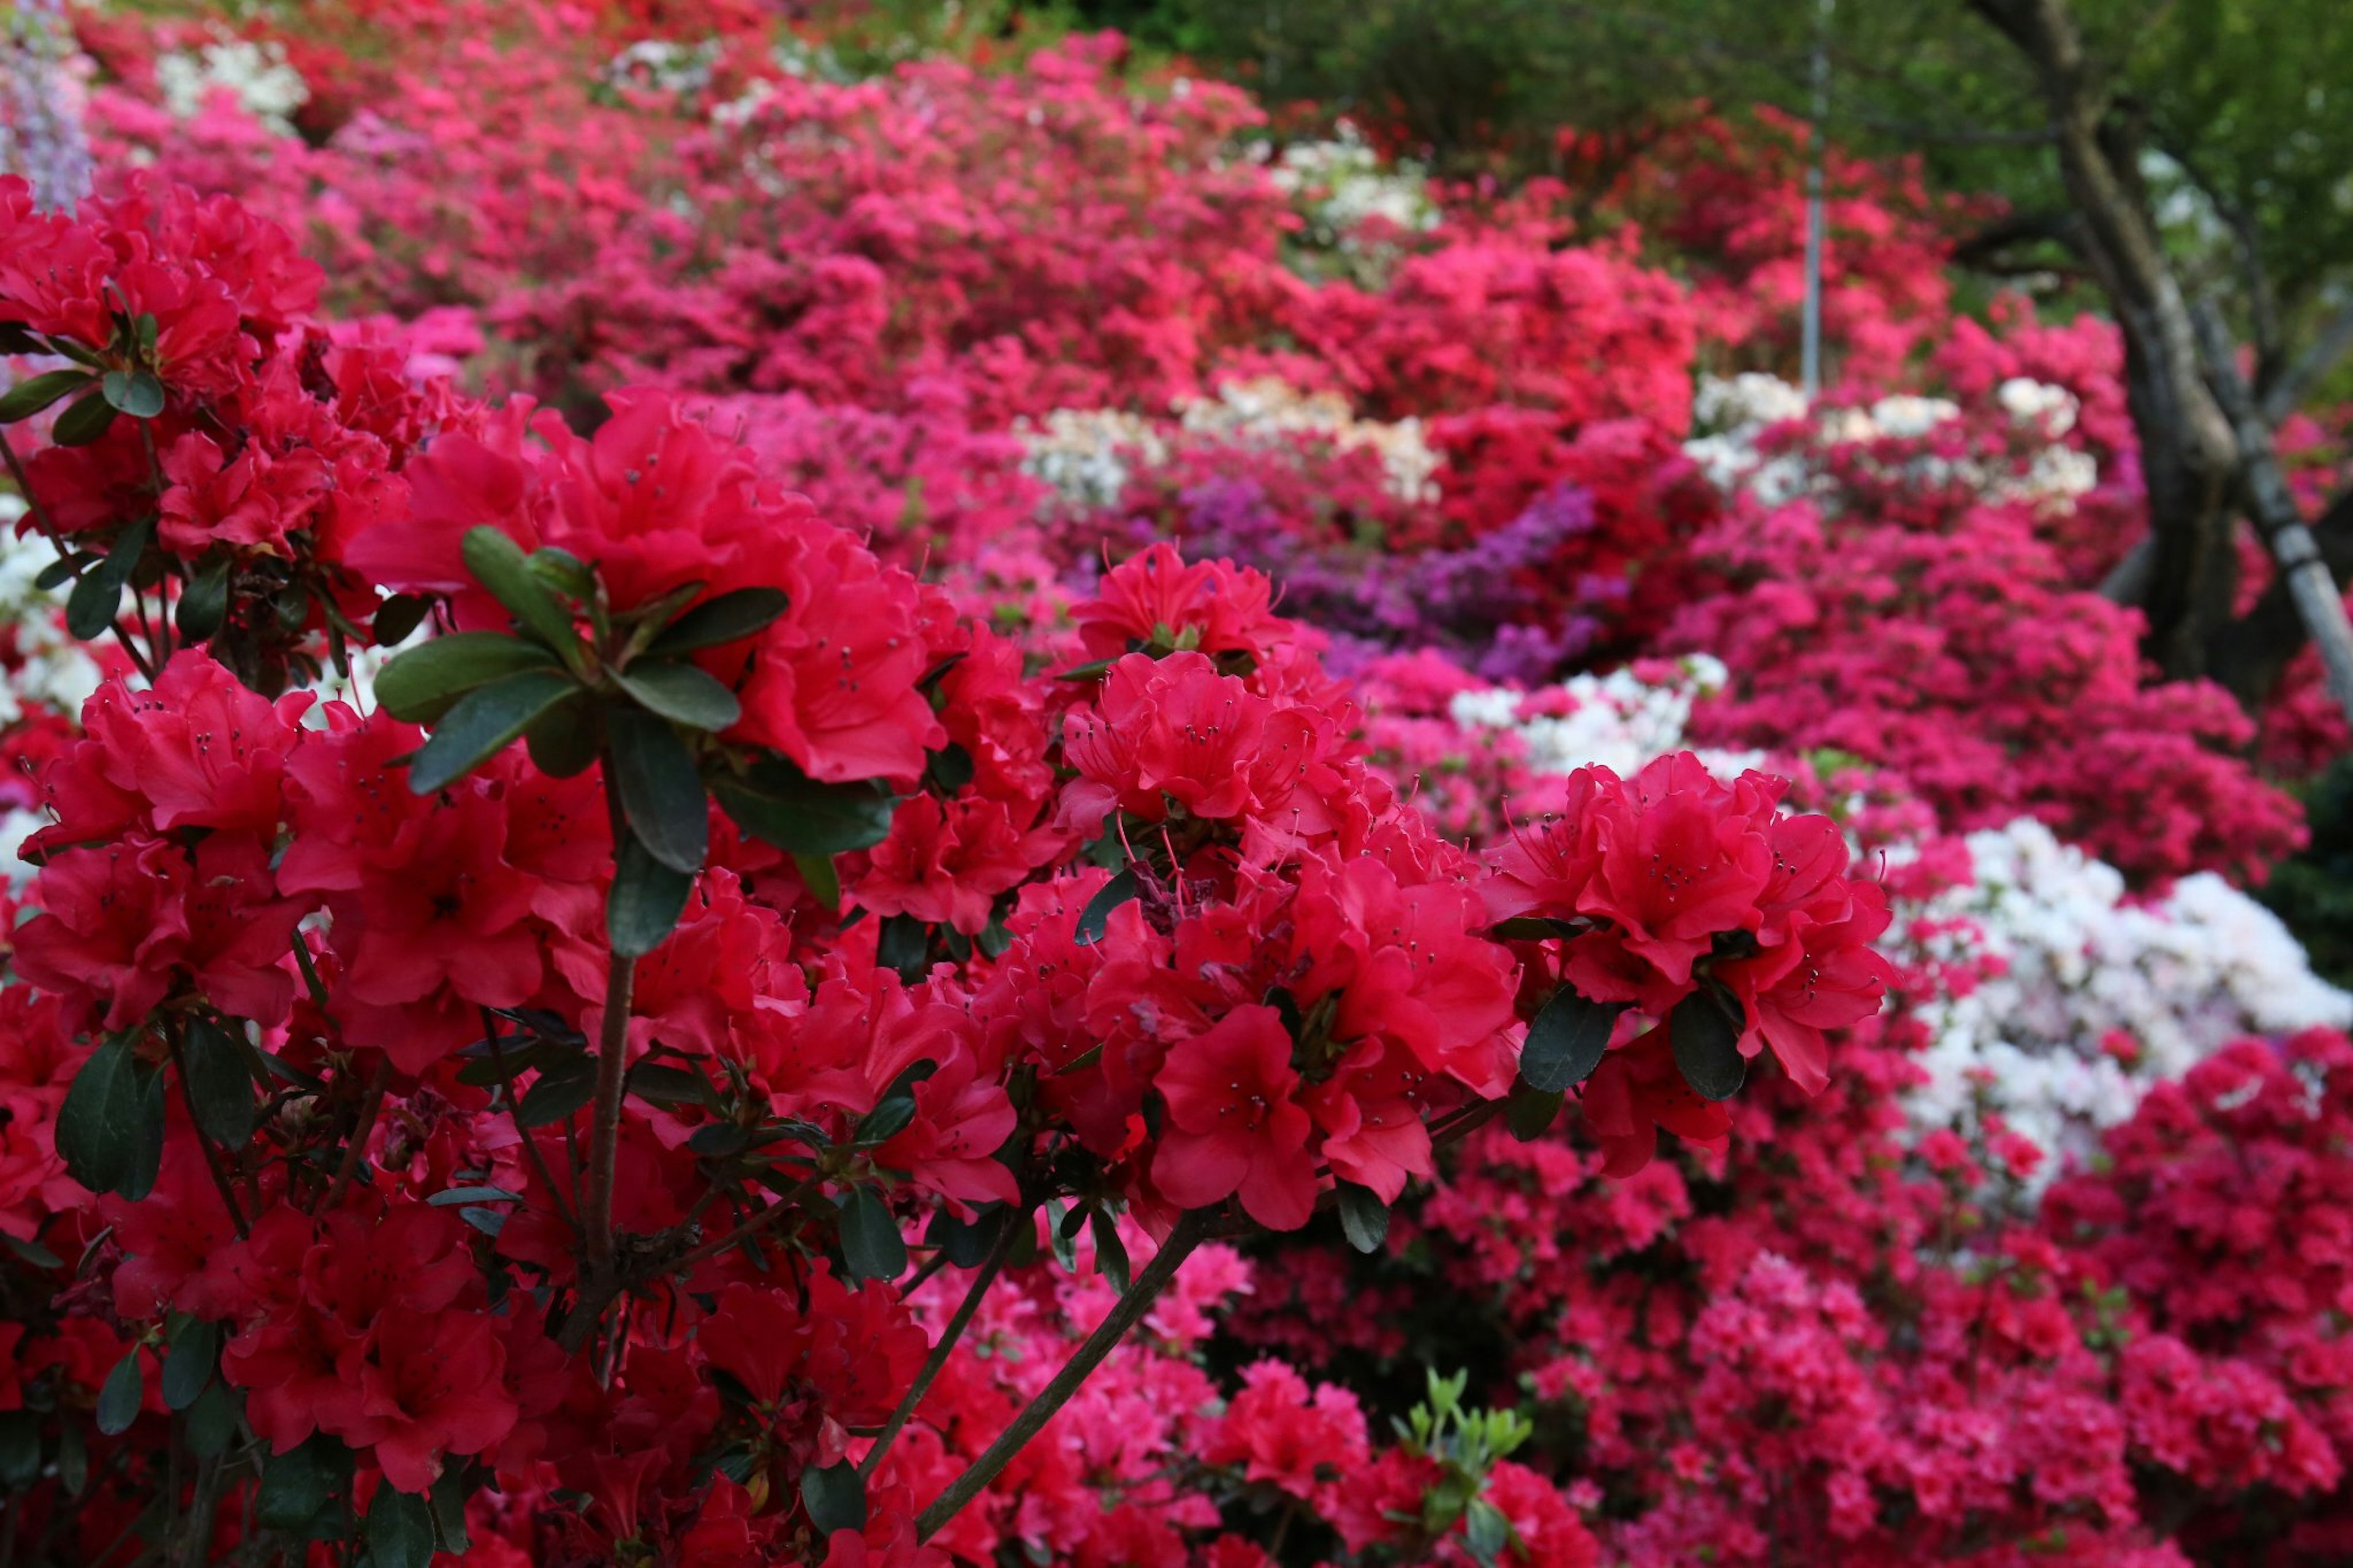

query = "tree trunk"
[[1966, 0, 2242, 678]]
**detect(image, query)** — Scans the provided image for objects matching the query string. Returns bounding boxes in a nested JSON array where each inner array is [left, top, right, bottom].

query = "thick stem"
[[860, 1209, 1026, 1482], [914, 1210, 1209, 1541]]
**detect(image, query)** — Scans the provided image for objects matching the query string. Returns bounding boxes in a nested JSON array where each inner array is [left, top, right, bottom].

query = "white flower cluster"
[[603, 39, 722, 96], [1254, 122, 1438, 251], [1683, 372, 2096, 510], [155, 31, 309, 134], [1904, 817, 2352, 1189], [1445, 654, 1764, 782], [1017, 378, 1441, 510]]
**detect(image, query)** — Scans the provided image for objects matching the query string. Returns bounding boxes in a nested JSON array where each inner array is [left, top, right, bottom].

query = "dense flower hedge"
[[0, 4, 2349, 1565]]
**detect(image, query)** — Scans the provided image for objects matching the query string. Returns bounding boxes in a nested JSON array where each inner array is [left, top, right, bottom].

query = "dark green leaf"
[[686, 1124, 752, 1157], [713, 757, 894, 856], [626, 1064, 710, 1108], [458, 1206, 505, 1237], [100, 368, 165, 419], [406, 670, 577, 793], [928, 1205, 1004, 1269], [854, 1094, 918, 1147], [1335, 1182, 1390, 1253], [50, 388, 116, 446], [1505, 1085, 1564, 1142], [1053, 657, 1115, 683], [64, 515, 154, 642], [927, 742, 974, 793], [33, 551, 87, 591], [0, 1233, 61, 1270], [525, 545, 596, 604], [366, 1483, 435, 1568], [460, 526, 582, 665], [794, 851, 841, 909], [174, 557, 231, 642], [56, 1421, 84, 1497], [1490, 916, 1583, 942], [184, 1380, 238, 1457], [1074, 869, 1139, 947], [645, 587, 789, 656], [374, 632, 561, 723], [1518, 987, 1624, 1093], [515, 1061, 597, 1129], [0, 368, 90, 423], [876, 914, 929, 982], [1089, 1206, 1132, 1292], [96, 1350, 143, 1436], [124, 1066, 166, 1203], [608, 824, 693, 957], [372, 593, 430, 647], [57, 1034, 143, 1195], [181, 1017, 254, 1148], [1464, 1497, 1512, 1567], [1669, 990, 1748, 1102], [800, 1460, 868, 1537], [838, 1187, 906, 1282], [614, 659, 741, 731], [162, 1318, 218, 1411], [0, 1410, 42, 1488], [425, 1187, 523, 1207], [524, 692, 597, 778], [608, 706, 708, 874], [1047, 1199, 1078, 1271], [255, 1436, 352, 1532], [429, 1465, 472, 1553]]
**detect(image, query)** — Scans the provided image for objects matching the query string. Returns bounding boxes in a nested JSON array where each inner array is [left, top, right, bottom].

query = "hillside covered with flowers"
[[1, 1, 2351, 1564]]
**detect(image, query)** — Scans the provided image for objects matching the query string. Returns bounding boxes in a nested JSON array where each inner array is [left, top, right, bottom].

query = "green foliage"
[[2261, 754, 2353, 991]]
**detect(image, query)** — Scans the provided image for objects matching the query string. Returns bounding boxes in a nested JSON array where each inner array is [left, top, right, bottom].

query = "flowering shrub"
[[5, 4, 2353, 1562], [0, 170, 1906, 1566]]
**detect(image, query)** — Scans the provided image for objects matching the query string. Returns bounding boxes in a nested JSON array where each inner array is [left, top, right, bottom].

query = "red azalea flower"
[[1150, 1006, 1316, 1230]]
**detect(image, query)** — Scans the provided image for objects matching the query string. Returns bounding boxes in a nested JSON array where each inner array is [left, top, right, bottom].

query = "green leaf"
[[614, 659, 741, 731], [515, 1060, 597, 1129], [1335, 1181, 1390, 1253], [926, 742, 974, 793], [686, 1123, 752, 1158], [33, 551, 86, 591], [0, 368, 91, 423], [800, 1459, 868, 1537], [927, 1205, 1004, 1270], [0, 1410, 42, 1488], [1490, 916, 1583, 942], [1505, 1084, 1564, 1142], [646, 587, 789, 656], [1464, 1496, 1512, 1567], [875, 914, 929, 982], [626, 1064, 710, 1108], [64, 515, 155, 642], [0, 1233, 61, 1270], [100, 368, 165, 419], [372, 593, 430, 647], [1053, 657, 1115, 683], [525, 545, 596, 604], [50, 388, 116, 446], [1074, 869, 1139, 947], [366, 1483, 436, 1568], [373, 632, 561, 723], [608, 706, 709, 875], [1518, 987, 1623, 1093], [181, 1016, 254, 1148], [1089, 1206, 1132, 1292], [407, 670, 578, 793], [608, 826, 692, 957], [524, 692, 597, 778], [794, 852, 841, 909], [254, 1435, 352, 1534], [713, 757, 895, 857], [838, 1187, 906, 1282], [174, 556, 232, 642], [425, 1187, 523, 1207], [184, 1381, 239, 1458], [460, 526, 582, 665], [1669, 990, 1748, 1102], [57, 1034, 145, 1195], [161, 1318, 219, 1411], [96, 1350, 143, 1436], [428, 1465, 472, 1553]]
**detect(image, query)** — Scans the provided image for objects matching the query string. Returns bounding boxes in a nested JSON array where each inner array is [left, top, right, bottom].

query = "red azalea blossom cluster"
[[1, 2, 2351, 1562]]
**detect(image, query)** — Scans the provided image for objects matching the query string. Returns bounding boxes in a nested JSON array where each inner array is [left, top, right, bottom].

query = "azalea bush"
[[4, 2, 2353, 1564]]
